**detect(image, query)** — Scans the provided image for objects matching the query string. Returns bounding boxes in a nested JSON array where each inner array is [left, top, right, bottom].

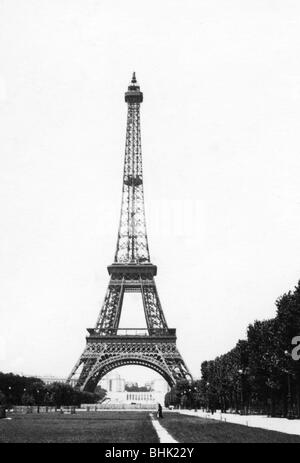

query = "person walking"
[[157, 403, 163, 418]]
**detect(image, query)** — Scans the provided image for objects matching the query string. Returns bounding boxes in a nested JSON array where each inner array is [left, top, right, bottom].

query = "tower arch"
[[82, 357, 175, 392]]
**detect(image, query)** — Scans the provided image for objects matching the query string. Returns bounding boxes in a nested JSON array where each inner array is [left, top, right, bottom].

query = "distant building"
[[99, 371, 170, 405], [98, 372, 125, 393]]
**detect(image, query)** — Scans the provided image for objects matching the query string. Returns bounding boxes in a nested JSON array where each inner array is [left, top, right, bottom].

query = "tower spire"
[[115, 72, 148, 263]]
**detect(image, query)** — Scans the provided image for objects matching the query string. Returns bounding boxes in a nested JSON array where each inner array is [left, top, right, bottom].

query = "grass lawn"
[[161, 412, 300, 443], [2, 410, 299, 443], [0, 411, 159, 443]]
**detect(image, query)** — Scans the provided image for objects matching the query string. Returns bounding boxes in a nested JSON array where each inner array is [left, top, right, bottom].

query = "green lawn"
[[161, 412, 300, 443], [1, 410, 299, 443], [0, 411, 159, 443]]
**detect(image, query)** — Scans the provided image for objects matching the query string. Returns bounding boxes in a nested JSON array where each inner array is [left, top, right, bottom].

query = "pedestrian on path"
[[157, 403, 163, 419]]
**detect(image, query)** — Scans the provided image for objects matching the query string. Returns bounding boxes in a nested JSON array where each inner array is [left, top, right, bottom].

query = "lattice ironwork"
[[70, 338, 191, 391], [67, 74, 191, 390], [115, 73, 150, 264]]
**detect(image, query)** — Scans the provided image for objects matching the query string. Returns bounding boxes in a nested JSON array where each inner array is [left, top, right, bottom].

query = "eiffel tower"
[[67, 73, 191, 391]]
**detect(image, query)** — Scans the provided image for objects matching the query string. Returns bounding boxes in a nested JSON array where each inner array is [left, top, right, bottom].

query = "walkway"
[[150, 413, 178, 443], [177, 409, 300, 436]]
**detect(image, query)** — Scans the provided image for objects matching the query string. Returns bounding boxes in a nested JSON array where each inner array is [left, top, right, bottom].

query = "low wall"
[[11, 406, 58, 414], [9, 403, 157, 413], [80, 403, 157, 410]]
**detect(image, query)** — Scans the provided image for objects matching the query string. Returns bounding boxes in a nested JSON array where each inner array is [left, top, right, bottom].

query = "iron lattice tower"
[[67, 74, 191, 391]]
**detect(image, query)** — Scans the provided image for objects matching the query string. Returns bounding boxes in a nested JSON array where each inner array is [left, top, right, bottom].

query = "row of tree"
[[166, 281, 300, 418], [0, 372, 106, 408], [125, 384, 151, 392]]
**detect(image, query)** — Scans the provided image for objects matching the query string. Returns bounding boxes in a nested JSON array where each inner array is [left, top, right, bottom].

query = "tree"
[[0, 391, 6, 406], [0, 372, 45, 405], [199, 280, 300, 418], [21, 393, 35, 406]]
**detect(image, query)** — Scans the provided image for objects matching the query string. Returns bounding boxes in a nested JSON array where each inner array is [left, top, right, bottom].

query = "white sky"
[[1, 0, 300, 383]]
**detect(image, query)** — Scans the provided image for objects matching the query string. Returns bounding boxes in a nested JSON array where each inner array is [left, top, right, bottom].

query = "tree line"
[[166, 281, 300, 418], [0, 372, 106, 408]]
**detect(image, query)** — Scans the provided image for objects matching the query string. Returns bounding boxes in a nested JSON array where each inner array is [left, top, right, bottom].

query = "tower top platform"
[[125, 72, 143, 103]]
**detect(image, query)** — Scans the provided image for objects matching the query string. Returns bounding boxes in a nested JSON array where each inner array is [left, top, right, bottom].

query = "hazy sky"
[[1, 0, 300, 384]]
